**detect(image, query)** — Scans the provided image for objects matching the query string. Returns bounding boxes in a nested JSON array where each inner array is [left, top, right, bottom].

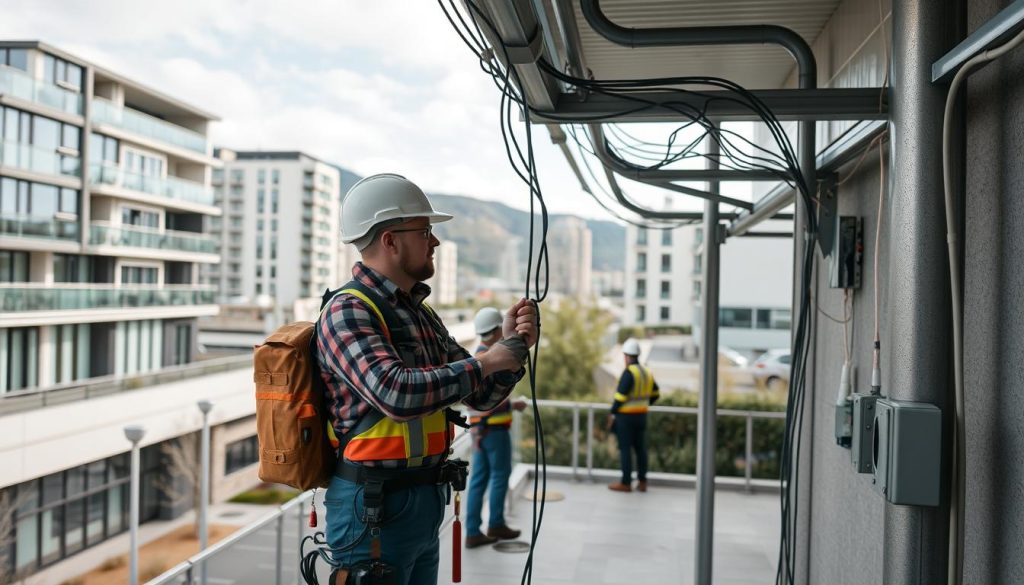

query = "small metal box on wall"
[[871, 398, 942, 506]]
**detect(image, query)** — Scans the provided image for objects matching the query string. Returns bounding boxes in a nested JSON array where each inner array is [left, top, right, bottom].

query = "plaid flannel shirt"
[[317, 262, 522, 466]]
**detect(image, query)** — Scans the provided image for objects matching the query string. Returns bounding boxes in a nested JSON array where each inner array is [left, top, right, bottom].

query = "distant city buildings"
[[548, 216, 593, 300], [205, 150, 340, 312], [425, 240, 458, 305]]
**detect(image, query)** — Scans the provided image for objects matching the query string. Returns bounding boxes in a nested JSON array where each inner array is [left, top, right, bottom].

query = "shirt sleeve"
[[317, 295, 483, 421], [447, 332, 524, 411], [611, 370, 632, 414], [650, 380, 660, 405]]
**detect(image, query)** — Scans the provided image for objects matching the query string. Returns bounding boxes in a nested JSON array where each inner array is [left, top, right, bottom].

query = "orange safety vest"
[[615, 364, 656, 414], [327, 286, 454, 467]]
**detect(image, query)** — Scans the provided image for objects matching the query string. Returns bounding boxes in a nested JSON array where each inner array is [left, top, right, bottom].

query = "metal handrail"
[[0, 354, 252, 415], [518, 398, 785, 491]]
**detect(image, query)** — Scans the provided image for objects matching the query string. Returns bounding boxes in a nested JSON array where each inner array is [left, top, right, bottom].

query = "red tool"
[[453, 492, 462, 582]]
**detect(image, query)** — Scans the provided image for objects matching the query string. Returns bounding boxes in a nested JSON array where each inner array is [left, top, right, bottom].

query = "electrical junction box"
[[835, 399, 853, 448], [871, 398, 942, 506], [828, 216, 863, 289], [851, 393, 877, 473]]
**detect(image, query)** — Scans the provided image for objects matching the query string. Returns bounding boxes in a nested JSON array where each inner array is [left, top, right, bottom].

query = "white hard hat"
[[622, 338, 641, 356], [474, 307, 503, 335], [341, 174, 453, 245]]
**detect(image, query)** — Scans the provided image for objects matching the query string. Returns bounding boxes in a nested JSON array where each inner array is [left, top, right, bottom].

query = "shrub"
[[230, 486, 300, 505], [140, 558, 169, 581]]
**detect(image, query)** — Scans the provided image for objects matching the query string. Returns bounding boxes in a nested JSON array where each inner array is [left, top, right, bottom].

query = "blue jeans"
[[465, 427, 512, 536], [614, 414, 648, 484], [324, 474, 447, 585]]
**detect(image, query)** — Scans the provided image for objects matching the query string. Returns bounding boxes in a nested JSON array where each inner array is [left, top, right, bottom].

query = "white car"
[[751, 349, 790, 390]]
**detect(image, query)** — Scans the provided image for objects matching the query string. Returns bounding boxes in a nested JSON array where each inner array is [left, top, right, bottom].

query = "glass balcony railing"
[[0, 65, 83, 115], [0, 284, 216, 312], [0, 213, 79, 240], [1, 141, 81, 177], [89, 222, 217, 254], [91, 98, 208, 154], [90, 164, 215, 206]]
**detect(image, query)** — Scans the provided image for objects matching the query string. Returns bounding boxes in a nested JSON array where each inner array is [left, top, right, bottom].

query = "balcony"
[[91, 98, 208, 154], [89, 222, 217, 255], [90, 163, 215, 207], [0, 65, 83, 115], [0, 213, 79, 241], [0, 283, 216, 312], [0, 141, 81, 178]]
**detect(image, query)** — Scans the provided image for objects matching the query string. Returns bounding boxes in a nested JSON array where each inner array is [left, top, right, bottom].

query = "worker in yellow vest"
[[317, 174, 538, 584], [607, 338, 660, 493], [464, 307, 528, 548]]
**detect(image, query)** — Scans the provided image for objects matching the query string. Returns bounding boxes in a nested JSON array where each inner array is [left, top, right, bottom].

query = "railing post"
[[297, 497, 306, 585], [586, 405, 595, 481], [275, 513, 284, 585], [745, 414, 754, 493], [571, 404, 580, 480], [186, 565, 194, 585]]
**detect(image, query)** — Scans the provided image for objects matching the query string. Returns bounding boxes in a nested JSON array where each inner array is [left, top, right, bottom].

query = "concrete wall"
[[210, 415, 260, 503], [962, 1, 1024, 583]]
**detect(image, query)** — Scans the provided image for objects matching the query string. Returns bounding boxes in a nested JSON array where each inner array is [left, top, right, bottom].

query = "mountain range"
[[337, 167, 625, 275]]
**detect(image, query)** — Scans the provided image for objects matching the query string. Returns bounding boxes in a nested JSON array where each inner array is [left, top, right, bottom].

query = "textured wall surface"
[[963, 1, 1024, 584]]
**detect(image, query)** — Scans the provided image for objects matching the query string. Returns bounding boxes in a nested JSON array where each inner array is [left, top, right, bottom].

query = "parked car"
[[751, 349, 790, 390], [718, 346, 749, 368]]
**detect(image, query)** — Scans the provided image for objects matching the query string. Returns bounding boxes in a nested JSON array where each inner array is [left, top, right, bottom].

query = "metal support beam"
[[884, 0, 957, 582], [695, 134, 721, 585], [932, 0, 1024, 83], [531, 88, 888, 123]]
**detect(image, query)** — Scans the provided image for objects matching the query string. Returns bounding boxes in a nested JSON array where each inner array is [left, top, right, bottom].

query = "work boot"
[[607, 482, 632, 493], [636, 481, 648, 492], [486, 525, 521, 540], [465, 534, 498, 549]]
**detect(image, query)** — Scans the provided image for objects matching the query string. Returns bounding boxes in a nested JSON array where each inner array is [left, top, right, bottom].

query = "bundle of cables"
[[439, 2, 818, 585]]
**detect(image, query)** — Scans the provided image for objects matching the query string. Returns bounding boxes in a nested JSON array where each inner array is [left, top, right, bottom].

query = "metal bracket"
[[505, 24, 545, 64], [816, 173, 839, 257]]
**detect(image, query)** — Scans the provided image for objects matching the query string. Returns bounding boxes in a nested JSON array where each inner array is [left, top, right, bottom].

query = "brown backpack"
[[253, 320, 335, 490]]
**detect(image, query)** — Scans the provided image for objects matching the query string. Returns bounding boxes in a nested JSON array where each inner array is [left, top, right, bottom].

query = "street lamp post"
[[123, 425, 146, 585], [197, 399, 214, 585]]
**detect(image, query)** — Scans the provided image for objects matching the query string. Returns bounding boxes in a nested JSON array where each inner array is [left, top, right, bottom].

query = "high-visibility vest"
[[326, 282, 455, 467], [468, 403, 513, 427], [614, 364, 656, 414]]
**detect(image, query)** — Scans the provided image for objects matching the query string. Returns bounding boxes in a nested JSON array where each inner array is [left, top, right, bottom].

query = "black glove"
[[497, 335, 529, 365]]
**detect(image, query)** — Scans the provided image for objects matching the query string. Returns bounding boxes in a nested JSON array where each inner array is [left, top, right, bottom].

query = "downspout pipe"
[[579, 0, 817, 236]]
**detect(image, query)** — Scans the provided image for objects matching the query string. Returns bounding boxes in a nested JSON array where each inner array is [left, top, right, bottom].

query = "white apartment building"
[[0, 41, 220, 393], [624, 219, 793, 354], [425, 240, 458, 306], [205, 151, 340, 313], [623, 224, 696, 328], [0, 40, 224, 578], [548, 216, 593, 300]]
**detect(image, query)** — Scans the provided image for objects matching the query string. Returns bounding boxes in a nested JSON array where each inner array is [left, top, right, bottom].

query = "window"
[[230, 169, 244, 184], [661, 254, 671, 273], [637, 227, 648, 245], [257, 169, 266, 184], [229, 201, 242, 213], [695, 227, 704, 245], [0, 250, 29, 282], [120, 266, 157, 284], [271, 218, 277, 232], [756, 308, 791, 330], [635, 279, 646, 298], [272, 169, 280, 184], [225, 435, 260, 474], [257, 189, 265, 213], [660, 307, 670, 321], [637, 252, 647, 271], [636, 305, 646, 322], [121, 208, 158, 228], [212, 168, 223, 183], [123, 149, 164, 178], [720, 307, 754, 329], [3, 327, 39, 392], [1, 177, 79, 234], [271, 189, 279, 214], [89, 133, 118, 164], [693, 254, 702, 275], [661, 229, 672, 246], [256, 218, 264, 232], [0, 48, 28, 71], [53, 254, 90, 283], [660, 281, 670, 299], [1, 105, 81, 176], [43, 54, 83, 91]]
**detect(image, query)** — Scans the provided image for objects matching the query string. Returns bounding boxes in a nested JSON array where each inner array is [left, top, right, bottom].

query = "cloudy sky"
[[3, 0, 645, 219]]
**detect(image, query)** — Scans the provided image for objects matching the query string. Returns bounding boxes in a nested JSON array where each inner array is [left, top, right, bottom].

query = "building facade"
[[0, 41, 220, 394], [548, 216, 593, 300], [205, 151, 340, 313], [623, 223, 696, 329], [425, 240, 458, 306]]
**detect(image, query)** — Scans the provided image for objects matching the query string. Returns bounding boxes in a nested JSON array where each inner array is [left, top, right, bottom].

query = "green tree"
[[519, 299, 613, 399]]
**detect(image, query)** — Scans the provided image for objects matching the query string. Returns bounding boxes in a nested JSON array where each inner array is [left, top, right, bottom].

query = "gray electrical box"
[[851, 393, 877, 473], [871, 398, 942, 506]]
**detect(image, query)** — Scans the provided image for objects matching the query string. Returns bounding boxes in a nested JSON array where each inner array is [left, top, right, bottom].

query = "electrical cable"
[[941, 25, 1024, 585]]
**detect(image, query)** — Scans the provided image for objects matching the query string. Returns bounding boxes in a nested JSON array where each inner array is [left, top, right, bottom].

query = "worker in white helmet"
[[316, 174, 538, 584], [463, 307, 528, 549], [607, 338, 660, 493]]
